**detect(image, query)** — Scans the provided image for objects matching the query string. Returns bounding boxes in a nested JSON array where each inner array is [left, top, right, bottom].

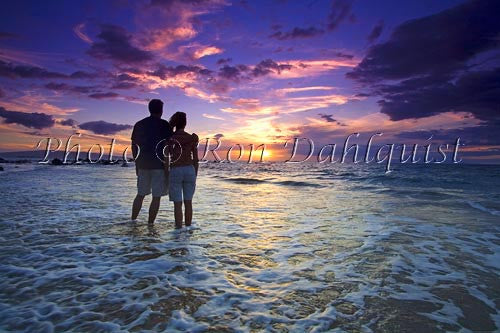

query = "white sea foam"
[[0, 163, 498, 331]]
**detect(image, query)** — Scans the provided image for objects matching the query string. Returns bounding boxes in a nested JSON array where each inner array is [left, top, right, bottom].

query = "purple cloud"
[[327, 0, 355, 31], [150, 64, 213, 79], [216, 58, 232, 65], [376, 67, 500, 122], [0, 107, 55, 129], [318, 113, 347, 126], [79, 120, 132, 135], [59, 118, 78, 127], [270, 26, 324, 40], [88, 24, 154, 64], [0, 60, 67, 79], [367, 20, 384, 43], [218, 65, 248, 81], [45, 82, 96, 94], [88, 92, 120, 99], [333, 52, 354, 60], [347, 1, 500, 82], [252, 59, 293, 77], [0, 32, 18, 39], [70, 71, 98, 79], [345, 0, 500, 146]]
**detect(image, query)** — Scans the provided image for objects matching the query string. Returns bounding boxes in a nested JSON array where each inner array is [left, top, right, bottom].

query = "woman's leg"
[[184, 200, 192, 226], [174, 201, 183, 229], [183, 166, 196, 227]]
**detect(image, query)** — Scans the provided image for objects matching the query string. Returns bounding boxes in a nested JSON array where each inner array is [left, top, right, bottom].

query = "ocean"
[[0, 161, 499, 332]]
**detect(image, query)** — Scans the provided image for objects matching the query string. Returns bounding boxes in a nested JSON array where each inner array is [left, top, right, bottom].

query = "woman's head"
[[169, 111, 187, 131]]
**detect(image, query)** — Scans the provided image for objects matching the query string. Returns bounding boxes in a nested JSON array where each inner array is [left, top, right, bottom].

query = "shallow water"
[[0, 162, 499, 332]]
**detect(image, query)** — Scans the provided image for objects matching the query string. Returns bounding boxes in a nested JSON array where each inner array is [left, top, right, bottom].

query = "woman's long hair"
[[169, 111, 187, 132]]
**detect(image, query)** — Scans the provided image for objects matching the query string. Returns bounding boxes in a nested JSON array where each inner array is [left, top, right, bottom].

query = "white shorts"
[[169, 165, 196, 202], [137, 169, 168, 197]]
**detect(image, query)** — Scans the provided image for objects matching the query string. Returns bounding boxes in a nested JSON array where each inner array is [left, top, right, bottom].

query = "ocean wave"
[[222, 177, 267, 184], [275, 180, 324, 188], [221, 177, 324, 188], [466, 200, 500, 216]]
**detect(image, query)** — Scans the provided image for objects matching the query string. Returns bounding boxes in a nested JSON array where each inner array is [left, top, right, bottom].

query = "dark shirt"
[[131, 116, 173, 169], [169, 131, 199, 167]]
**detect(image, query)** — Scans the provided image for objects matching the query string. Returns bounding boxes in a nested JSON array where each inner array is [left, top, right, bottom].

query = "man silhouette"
[[131, 99, 173, 224]]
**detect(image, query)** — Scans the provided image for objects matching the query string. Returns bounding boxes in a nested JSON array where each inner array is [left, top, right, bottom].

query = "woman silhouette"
[[167, 112, 199, 229]]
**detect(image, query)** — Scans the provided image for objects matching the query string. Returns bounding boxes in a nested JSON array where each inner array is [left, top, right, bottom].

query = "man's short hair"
[[148, 99, 163, 114]]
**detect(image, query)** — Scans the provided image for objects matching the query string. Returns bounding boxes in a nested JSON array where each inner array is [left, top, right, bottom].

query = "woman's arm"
[[192, 134, 199, 176], [164, 140, 170, 176]]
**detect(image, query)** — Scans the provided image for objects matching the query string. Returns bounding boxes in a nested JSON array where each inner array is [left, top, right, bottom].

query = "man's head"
[[148, 99, 164, 117]]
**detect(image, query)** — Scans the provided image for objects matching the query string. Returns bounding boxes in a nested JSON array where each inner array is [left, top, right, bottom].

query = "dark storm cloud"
[[347, 1, 500, 82], [218, 64, 248, 81], [327, 0, 355, 31], [269, 26, 324, 40], [344, 0, 500, 146], [70, 71, 98, 79], [319, 113, 336, 122], [0, 61, 104, 82], [0, 32, 18, 39], [252, 59, 293, 77], [216, 58, 232, 66], [333, 52, 354, 60], [214, 58, 293, 82], [88, 24, 154, 64], [377, 67, 500, 122], [79, 120, 132, 135], [148, 0, 215, 8], [318, 113, 347, 126], [88, 92, 120, 99], [111, 73, 138, 89], [45, 82, 96, 94], [0, 60, 67, 79], [111, 82, 137, 90], [59, 118, 78, 127], [116, 73, 136, 81], [367, 20, 384, 43], [395, 120, 500, 146], [354, 92, 370, 98], [0, 107, 55, 129], [150, 64, 213, 79], [0, 87, 4, 98]]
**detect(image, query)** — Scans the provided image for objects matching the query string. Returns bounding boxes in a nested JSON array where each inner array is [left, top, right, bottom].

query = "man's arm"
[[131, 124, 139, 176]]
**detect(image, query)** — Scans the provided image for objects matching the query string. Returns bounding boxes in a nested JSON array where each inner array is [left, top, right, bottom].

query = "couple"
[[130, 99, 199, 228]]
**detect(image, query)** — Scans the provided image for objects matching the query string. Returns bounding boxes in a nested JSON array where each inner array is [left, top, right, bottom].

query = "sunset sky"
[[0, 0, 498, 162]]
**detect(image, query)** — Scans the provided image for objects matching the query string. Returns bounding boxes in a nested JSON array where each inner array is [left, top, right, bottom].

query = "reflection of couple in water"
[[130, 99, 199, 229]]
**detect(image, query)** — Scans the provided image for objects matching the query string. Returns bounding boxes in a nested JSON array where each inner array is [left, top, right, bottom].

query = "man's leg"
[[131, 195, 145, 220], [184, 200, 192, 227], [148, 196, 161, 224], [174, 201, 183, 229]]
